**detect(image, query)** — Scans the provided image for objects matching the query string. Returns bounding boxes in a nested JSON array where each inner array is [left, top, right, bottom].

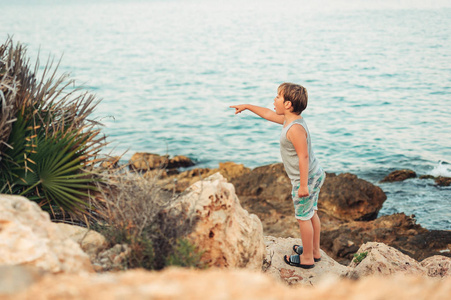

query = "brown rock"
[[320, 213, 451, 265], [100, 156, 121, 169], [167, 155, 195, 169], [347, 242, 427, 278], [231, 163, 291, 201], [159, 162, 251, 193], [381, 169, 417, 182], [129, 152, 169, 171], [435, 176, 451, 186], [218, 161, 251, 181], [420, 255, 451, 278], [318, 172, 387, 221], [263, 236, 349, 286], [170, 173, 265, 269]]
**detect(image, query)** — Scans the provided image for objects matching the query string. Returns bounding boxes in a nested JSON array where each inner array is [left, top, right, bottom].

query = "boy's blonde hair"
[[278, 83, 308, 115]]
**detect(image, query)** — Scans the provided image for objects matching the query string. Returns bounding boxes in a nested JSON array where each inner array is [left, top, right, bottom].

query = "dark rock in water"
[[129, 152, 195, 171], [435, 176, 451, 186], [167, 155, 195, 169], [419, 175, 451, 186], [419, 175, 435, 180], [318, 173, 387, 221], [381, 169, 416, 182]]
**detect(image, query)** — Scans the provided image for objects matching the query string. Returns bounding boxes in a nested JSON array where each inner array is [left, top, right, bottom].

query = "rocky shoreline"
[[1, 152, 450, 298], [124, 153, 451, 265]]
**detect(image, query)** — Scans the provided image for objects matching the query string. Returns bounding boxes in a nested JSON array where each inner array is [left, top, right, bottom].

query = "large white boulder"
[[173, 173, 265, 269], [0, 194, 93, 273]]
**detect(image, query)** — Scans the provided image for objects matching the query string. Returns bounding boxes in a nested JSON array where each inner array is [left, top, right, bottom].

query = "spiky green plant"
[[0, 37, 107, 218]]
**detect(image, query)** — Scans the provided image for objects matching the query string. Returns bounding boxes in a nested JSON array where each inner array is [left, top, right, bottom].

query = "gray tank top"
[[280, 118, 320, 185]]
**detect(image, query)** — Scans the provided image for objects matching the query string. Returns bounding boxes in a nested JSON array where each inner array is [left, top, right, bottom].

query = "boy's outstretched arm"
[[229, 104, 284, 124]]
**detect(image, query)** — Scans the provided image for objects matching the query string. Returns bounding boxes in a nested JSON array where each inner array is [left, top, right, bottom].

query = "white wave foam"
[[430, 161, 451, 177]]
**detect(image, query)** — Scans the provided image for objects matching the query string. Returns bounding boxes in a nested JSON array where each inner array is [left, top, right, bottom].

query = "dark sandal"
[[293, 245, 322, 262], [283, 254, 314, 269]]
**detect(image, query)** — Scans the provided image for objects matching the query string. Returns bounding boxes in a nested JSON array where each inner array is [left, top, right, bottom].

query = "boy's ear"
[[284, 101, 292, 110]]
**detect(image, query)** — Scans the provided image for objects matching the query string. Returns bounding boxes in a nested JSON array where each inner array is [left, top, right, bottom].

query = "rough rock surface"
[[420, 255, 451, 278], [435, 176, 451, 186], [347, 242, 427, 278], [171, 172, 265, 269], [129, 152, 195, 172], [55, 223, 108, 260], [129, 152, 169, 171], [263, 236, 349, 286], [159, 161, 251, 193], [0, 194, 93, 274], [318, 172, 387, 221], [166, 155, 195, 169], [381, 169, 417, 182], [320, 213, 451, 264], [6, 268, 451, 300]]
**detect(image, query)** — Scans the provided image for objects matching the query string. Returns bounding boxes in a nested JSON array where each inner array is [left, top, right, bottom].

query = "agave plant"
[[0, 37, 107, 218]]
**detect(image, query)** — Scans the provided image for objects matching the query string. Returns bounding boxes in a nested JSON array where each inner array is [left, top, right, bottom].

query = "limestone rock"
[[347, 242, 427, 278], [0, 194, 93, 274], [318, 173, 387, 221], [172, 173, 265, 269], [263, 236, 349, 286], [55, 223, 108, 260], [420, 255, 451, 278], [93, 244, 132, 272], [381, 169, 417, 182], [129, 152, 169, 171]]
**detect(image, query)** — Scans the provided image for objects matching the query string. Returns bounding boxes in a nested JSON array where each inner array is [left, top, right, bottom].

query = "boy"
[[230, 83, 325, 269]]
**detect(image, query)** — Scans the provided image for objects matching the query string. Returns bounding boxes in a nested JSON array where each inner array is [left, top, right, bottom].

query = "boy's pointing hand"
[[230, 105, 247, 114]]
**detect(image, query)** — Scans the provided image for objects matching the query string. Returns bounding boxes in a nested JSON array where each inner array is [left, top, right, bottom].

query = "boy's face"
[[274, 91, 288, 115]]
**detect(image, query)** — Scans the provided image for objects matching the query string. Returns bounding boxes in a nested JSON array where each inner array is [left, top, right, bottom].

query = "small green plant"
[[166, 238, 205, 269], [353, 251, 368, 264]]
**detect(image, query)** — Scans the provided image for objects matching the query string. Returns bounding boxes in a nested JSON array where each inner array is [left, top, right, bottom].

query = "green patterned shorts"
[[292, 167, 326, 221]]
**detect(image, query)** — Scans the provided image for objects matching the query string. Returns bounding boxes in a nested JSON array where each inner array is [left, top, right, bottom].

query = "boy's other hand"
[[230, 105, 247, 114], [298, 186, 309, 198]]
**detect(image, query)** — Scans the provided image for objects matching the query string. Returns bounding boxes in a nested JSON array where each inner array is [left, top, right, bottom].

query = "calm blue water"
[[2, 0, 450, 230]]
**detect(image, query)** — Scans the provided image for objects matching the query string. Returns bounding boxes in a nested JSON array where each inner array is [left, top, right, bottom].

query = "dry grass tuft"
[[93, 164, 203, 270]]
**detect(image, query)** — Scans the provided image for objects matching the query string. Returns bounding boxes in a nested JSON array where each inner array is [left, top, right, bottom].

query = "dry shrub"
[[94, 164, 203, 270]]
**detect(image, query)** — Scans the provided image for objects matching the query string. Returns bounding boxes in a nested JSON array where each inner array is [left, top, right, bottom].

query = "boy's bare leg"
[[297, 219, 314, 265], [311, 211, 321, 259]]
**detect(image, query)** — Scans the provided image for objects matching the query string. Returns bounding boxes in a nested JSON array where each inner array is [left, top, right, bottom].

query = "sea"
[[1, 0, 450, 230]]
